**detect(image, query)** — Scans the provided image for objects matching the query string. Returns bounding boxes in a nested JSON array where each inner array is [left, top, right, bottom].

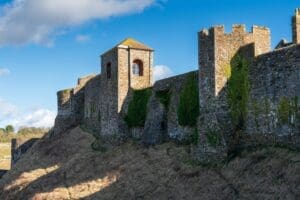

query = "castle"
[[54, 9, 300, 162]]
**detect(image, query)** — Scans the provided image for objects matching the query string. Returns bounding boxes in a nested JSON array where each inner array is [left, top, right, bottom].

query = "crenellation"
[[52, 8, 299, 164], [232, 24, 246, 34]]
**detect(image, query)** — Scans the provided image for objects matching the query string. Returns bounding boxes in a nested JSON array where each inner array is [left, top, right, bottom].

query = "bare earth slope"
[[0, 127, 299, 200]]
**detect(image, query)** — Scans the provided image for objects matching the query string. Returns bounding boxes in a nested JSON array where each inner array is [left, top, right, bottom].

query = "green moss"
[[190, 128, 199, 145], [60, 89, 72, 96], [181, 128, 199, 145], [91, 102, 96, 113], [227, 55, 250, 130], [178, 73, 199, 126], [124, 88, 152, 127], [277, 96, 298, 125], [264, 97, 271, 129], [252, 100, 261, 129], [223, 64, 231, 79], [207, 128, 221, 147], [155, 90, 171, 110]]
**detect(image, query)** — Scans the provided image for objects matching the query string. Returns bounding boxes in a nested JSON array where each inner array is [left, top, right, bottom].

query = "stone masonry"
[[53, 9, 300, 163]]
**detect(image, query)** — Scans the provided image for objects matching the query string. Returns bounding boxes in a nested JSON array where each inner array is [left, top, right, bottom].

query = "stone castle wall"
[[142, 71, 198, 145], [245, 44, 300, 148], [11, 138, 39, 168], [53, 8, 300, 163], [100, 48, 120, 136], [196, 25, 271, 162], [54, 74, 95, 135], [84, 75, 101, 133]]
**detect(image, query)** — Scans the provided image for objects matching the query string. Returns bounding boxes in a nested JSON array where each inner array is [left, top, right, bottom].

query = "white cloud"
[[0, 97, 56, 130], [153, 65, 174, 82], [0, 0, 156, 46], [13, 109, 56, 129], [75, 35, 90, 43], [0, 68, 10, 76], [0, 98, 18, 122]]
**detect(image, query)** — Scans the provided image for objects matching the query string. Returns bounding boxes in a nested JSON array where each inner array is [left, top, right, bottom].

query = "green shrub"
[[5, 125, 14, 133], [227, 55, 250, 130], [155, 90, 171, 110], [178, 73, 199, 126], [125, 88, 152, 127]]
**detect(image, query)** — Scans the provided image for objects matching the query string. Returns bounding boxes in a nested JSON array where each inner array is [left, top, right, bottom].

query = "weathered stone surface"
[[11, 138, 39, 168], [246, 44, 300, 149], [52, 9, 300, 163], [143, 94, 167, 145], [83, 74, 101, 133]]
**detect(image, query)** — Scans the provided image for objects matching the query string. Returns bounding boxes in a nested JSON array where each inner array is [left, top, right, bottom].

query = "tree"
[[5, 125, 15, 133]]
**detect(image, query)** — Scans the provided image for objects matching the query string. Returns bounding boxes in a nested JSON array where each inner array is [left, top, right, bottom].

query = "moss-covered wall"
[[246, 44, 300, 149], [142, 71, 199, 145]]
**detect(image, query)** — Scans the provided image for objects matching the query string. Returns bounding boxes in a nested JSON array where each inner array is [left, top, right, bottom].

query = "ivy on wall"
[[125, 88, 152, 128], [155, 90, 171, 111], [178, 73, 199, 126], [277, 96, 299, 125], [227, 55, 250, 130]]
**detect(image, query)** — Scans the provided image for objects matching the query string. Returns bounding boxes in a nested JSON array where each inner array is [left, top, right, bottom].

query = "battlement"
[[200, 24, 270, 37], [51, 8, 299, 164]]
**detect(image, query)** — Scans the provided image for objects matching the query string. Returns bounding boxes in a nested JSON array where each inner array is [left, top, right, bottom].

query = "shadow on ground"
[[0, 127, 299, 200]]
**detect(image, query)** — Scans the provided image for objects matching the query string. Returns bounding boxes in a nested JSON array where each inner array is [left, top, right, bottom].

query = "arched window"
[[132, 59, 143, 76], [106, 62, 111, 79]]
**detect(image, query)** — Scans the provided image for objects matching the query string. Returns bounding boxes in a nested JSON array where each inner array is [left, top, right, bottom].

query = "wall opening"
[[107, 62, 111, 79], [132, 59, 144, 76]]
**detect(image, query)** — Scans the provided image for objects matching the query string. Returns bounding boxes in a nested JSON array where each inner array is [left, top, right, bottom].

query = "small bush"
[[125, 88, 152, 127], [178, 73, 199, 126]]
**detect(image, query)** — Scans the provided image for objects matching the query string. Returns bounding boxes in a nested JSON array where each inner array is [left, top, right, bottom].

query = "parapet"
[[77, 74, 97, 87], [57, 88, 73, 114], [57, 88, 73, 102], [200, 24, 270, 36], [296, 8, 300, 15]]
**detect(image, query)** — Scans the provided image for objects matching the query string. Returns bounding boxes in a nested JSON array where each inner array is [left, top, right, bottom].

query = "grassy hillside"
[[0, 127, 299, 199], [0, 128, 48, 143]]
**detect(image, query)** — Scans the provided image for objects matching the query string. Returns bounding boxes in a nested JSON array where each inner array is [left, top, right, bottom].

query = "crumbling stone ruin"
[[54, 9, 300, 162], [11, 138, 39, 168]]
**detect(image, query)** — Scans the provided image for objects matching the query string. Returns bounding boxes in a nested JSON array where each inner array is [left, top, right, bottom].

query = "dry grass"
[[0, 127, 299, 200], [0, 143, 11, 170]]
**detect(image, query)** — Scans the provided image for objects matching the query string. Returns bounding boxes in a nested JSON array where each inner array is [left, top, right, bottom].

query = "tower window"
[[132, 59, 143, 76], [107, 62, 111, 79]]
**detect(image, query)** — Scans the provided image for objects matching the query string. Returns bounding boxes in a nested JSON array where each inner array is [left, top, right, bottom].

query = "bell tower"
[[100, 38, 153, 135]]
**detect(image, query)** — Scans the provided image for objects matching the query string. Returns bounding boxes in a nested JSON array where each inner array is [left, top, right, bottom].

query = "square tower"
[[100, 38, 154, 135], [292, 8, 300, 44], [196, 25, 271, 162]]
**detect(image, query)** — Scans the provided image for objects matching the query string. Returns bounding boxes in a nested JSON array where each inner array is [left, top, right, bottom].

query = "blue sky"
[[0, 0, 299, 129]]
